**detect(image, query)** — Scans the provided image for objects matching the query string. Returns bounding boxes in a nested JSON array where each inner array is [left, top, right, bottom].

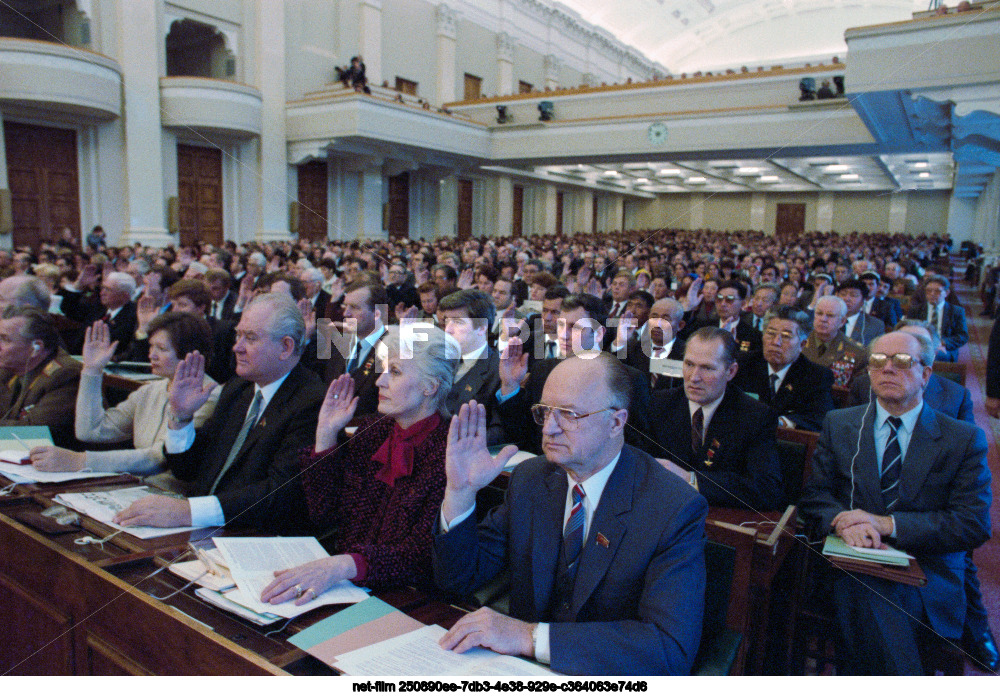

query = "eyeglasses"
[[716, 294, 740, 303], [763, 329, 797, 343], [530, 404, 614, 430], [869, 353, 922, 370]]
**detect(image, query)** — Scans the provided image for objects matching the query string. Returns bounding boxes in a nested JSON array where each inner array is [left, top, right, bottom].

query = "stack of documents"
[[170, 545, 235, 592], [822, 535, 914, 567], [54, 486, 206, 539], [290, 596, 554, 676], [212, 537, 369, 619], [0, 425, 117, 483], [194, 587, 283, 626]]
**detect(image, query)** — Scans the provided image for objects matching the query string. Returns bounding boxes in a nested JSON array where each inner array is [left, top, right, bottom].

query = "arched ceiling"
[[556, 0, 925, 73]]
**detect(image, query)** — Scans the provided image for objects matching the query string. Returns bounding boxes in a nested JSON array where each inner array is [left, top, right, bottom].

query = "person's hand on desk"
[[260, 555, 357, 605], [440, 607, 535, 658], [442, 401, 518, 522], [113, 495, 192, 527], [29, 445, 86, 472]]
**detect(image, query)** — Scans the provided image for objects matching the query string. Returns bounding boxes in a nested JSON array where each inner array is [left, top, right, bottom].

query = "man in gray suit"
[[800, 330, 991, 675], [434, 353, 707, 675]]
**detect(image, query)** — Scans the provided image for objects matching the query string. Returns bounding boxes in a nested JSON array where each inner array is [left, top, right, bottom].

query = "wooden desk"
[[0, 477, 459, 675]]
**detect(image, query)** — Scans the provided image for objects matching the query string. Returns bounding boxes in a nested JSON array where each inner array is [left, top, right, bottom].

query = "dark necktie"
[[691, 407, 704, 453], [545, 341, 557, 359], [211, 301, 219, 319], [563, 484, 586, 574], [769, 373, 779, 399], [345, 341, 359, 374], [816, 342, 827, 358], [880, 416, 903, 512], [210, 390, 264, 494], [609, 303, 622, 318], [930, 304, 939, 330]]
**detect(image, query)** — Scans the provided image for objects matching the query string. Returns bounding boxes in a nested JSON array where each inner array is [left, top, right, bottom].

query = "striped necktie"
[[880, 416, 903, 512], [563, 484, 586, 574]]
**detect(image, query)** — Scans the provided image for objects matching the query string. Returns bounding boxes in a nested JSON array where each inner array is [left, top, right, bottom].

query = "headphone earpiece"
[[31, 342, 42, 356]]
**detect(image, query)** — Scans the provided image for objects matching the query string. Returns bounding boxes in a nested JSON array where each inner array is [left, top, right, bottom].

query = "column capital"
[[496, 31, 516, 63], [436, 3, 458, 39]]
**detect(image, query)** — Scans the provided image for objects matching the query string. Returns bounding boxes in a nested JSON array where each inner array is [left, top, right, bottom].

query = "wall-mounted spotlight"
[[538, 101, 554, 121], [496, 105, 512, 124]]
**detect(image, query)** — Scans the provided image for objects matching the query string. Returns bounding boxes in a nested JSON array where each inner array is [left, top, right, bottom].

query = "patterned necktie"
[[210, 390, 264, 494], [563, 484, 586, 573], [880, 416, 903, 512], [691, 407, 704, 453], [609, 303, 621, 318], [930, 304, 939, 331]]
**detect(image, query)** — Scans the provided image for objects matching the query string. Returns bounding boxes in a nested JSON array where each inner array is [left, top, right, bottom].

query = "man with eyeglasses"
[[800, 330, 991, 675], [906, 274, 968, 362], [687, 280, 761, 355], [643, 327, 783, 511], [734, 307, 834, 432], [434, 353, 707, 674]]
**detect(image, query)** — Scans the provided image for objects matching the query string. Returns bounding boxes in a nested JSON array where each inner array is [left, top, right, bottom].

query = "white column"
[[496, 32, 515, 96], [543, 54, 560, 91], [749, 192, 767, 231], [0, 115, 8, 250], [494, 176, 513, 238], [437, 175, 458, 239], [359, 0, 382, 86], [816, 192, 835, 232], [256, 0, 290, 242], [580, 190, 594, 234], [887, 191, 908, 235], [118, 0, 169, 246], [436, 4, 458, 104], [359, 168, 385, 240]]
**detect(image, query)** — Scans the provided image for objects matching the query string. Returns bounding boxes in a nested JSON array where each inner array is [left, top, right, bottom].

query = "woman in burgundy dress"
[[261, 324, 458, 605]]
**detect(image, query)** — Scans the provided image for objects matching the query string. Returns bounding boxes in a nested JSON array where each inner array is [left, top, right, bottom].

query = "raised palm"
[[498, 337, 529, 392], [81, 320, 117, 372], [136, 295, 160, 331], [168, 352, 214, 421], [315, 374, 359, 450], [446, 401, 517, 493]]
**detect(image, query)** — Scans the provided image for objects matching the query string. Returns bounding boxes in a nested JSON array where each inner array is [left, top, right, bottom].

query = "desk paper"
[[54, 487, 206, 538], [0, 458, 120, 483], [289, 596, 398, 650], [822, 534, 914, 567]]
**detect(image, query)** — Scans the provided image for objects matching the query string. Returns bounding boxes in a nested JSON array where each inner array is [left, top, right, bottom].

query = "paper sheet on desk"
[[213, 537, 369, 618], [822, 534, 914, 567], [53, 487, 207, 539], [334, 624, 555, 676], [0, 457, 120, 483]]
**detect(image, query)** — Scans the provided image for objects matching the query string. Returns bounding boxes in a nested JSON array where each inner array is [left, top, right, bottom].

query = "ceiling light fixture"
[[758, 175, 779, 182], [658, 168, 682, 176], [839, 174, 860, 181], [825, 164, 851, 173], [687, 177, 707, 184], [735, 167, 760, 175], [918, 172, 931, 178]]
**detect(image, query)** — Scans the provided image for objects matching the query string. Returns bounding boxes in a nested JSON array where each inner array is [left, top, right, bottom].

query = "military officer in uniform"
[[802, 296, 867, 387]]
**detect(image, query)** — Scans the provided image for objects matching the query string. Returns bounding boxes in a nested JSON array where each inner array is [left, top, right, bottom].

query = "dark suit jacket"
[[645, 386, 783, 510], [686, 314, 762, 355], [869, 297, 903, 328], [321, 328, 387, 418], [906, 301, 968, 359], [0, 348, 81, 448], [101, 302, 138, 361], [619, 336, 686, 392], [848, 371, 974, 423], [311, 289, 332, 321], [846, 312, 885, 347], [445, 346, 504, 445], [799, 405, 991, 637], [494, 356, 651, 453], [433, 446, 708, 675], [212, 290, 238, 322], [734, 353, 834, 432], [164, 363, 325, 533]]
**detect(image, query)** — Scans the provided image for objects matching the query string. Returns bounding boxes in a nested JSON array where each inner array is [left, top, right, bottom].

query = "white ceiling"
[[556, 0, 925, 73], [534, 153, 954, 194]]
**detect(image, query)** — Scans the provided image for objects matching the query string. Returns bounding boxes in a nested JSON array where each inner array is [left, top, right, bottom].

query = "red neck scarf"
[[373, 413, 441, 486]]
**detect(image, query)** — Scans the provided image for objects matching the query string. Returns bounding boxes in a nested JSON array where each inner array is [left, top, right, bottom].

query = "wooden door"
[[296, 161, 328, 242], [592, 197, 599, 233], [4, 121, 79, 250], [463, 74, 482, 101], [775, 203, 805, 239], [387, 172, 409, 239], [177, 144, 223, 247], [555, 191, 564, 236], [512, 185, 523, 238], [457, 178, 473, 241]]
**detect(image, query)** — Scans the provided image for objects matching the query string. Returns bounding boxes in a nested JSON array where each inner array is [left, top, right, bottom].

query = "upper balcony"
[[0, 38, 122, 121], [159, 77, 262, 139]]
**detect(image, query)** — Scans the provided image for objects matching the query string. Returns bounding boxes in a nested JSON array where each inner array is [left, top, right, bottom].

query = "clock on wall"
[[647, 121, 668, 145]]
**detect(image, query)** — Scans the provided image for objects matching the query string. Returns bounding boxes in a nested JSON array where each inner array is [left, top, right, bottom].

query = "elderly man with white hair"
[[97, 271, 139, 360], [300, 266, 332, 318]]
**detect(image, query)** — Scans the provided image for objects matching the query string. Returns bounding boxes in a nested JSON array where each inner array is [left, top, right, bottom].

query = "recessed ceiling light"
[[911, 162, 929, 169], [687, 177, 707, 184], [603, 170, 619, 177], [918, 172, 931, 178], [634, 178, 649, 183], [840, 174, 860, 181], [735, 167, 760, 175], [658, 168, 682, 176], [759, 175, 780, 183], [826, 164, 851, 173]]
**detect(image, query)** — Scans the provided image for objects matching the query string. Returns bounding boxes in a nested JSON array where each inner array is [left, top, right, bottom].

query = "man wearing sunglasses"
[[686, 280, 761, 355], [434, 353, 707, 675], [800, 330, 991, 675]]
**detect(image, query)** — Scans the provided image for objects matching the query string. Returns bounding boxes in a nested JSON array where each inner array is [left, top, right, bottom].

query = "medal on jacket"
[[704, 438, 720, 467]]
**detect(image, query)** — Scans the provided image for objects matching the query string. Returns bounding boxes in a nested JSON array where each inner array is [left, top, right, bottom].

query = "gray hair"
[[815, 295, 847, 319], [301, 267, 324, 284], [764, 306, 812, 338], [0, 275, 51, 310], [105, 271, 137, 296], [249, 251, 267, 267], [894, 318, 942, 355], [247, 292, 307, 354], [383, 323, 460, 415]]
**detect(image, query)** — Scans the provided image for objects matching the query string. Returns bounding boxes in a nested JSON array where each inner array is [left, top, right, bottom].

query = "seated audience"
[[802, 295, 867, 387], [906, 274, 968, 361], [837, 279, 885, 345]]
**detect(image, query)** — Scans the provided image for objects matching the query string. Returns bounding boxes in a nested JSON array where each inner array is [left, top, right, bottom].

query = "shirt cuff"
[[164, 420, 196, 453], [188, 496, 225, 527], [888, 515, 896, 538], [439, 503, 476, 532], [496, 386, 519, 404], [533, 623, 551, 664]]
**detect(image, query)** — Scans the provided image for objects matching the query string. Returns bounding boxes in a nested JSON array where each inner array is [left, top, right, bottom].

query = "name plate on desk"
[[650, 357, 683, 378]]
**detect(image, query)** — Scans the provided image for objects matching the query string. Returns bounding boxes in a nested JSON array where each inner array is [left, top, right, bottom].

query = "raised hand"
[[237, 274, 254, 309], [136, 295, 160, 332], [315, 374, 359, 451], [81, 320, 118, 375], [584, 278, 603, 297], [401, 304, 419, 320], [442, 401, 518, 521], [498, 337, 529, 394], [615, 309, 637, 346], [415, 267, 430, 285], [78, 264, 99, 289], [329, 275, 345, 301], [684, 277, 703, 310], [577, 265, 592, 285], [457, 267, 474, 290], [168, 351, 214, 423], [297, 299, 317, 339]]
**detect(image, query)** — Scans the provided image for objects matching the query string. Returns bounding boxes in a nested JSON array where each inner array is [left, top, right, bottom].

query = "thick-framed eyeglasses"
[[716, 294, 740, 303], [530, 404, 614, 430], [869, 353, 922, 370]]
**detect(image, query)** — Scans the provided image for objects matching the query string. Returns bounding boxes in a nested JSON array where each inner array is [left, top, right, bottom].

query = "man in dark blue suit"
[[434, 354, 707, 675], [800, 330, 991, 674], [906, 274, 968, 361]]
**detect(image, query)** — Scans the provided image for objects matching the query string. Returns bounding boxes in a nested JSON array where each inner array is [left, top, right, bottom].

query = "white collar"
[[688, 392, 725, 430]]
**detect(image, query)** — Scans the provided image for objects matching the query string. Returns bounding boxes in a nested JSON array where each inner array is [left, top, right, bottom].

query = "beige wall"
[[382, 0, 436, 98], [455, 19, 496, 97], [626, 191, 952, 235], [285, 0, 347, 100]]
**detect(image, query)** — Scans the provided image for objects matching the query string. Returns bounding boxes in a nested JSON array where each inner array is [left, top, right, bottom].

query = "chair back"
[[933, 361, 966, 387], [775, 427, 820, 507]]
